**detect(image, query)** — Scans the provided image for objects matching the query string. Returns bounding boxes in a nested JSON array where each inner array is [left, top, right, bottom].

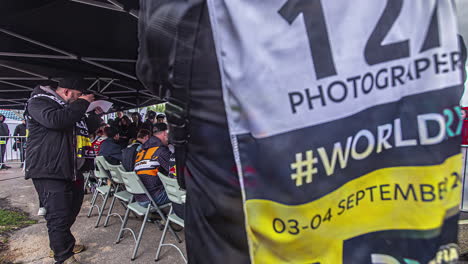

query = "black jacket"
[[121, 141, 141, 172], [141, 119, 153, 132], [98, 138, 123, 165], [13, 123, 26, 137], [25, 86, 100, 181], [0, 115, 9, 137]]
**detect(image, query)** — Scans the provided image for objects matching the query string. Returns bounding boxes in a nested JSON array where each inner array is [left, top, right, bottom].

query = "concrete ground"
[[0, 166, 186, 264]]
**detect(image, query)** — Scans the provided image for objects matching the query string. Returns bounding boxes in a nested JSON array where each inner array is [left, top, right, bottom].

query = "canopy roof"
[[0, 0, 160, 110]]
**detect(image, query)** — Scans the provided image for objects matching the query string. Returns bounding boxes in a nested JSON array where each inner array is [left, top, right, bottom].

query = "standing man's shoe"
[[50, 244, 86, 258], [63, 255, 81, 264]]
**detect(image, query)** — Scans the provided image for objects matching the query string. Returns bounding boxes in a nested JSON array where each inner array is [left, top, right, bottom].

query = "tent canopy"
[[0, 0, 160, 110]]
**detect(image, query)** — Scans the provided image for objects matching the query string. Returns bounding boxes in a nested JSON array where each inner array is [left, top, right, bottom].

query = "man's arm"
[[154, 146, 171, 175], [28, 98, 89, 130]]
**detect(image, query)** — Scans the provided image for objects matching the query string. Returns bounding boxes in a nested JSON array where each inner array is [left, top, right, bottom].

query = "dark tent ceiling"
[[0, 0, 160, 110]]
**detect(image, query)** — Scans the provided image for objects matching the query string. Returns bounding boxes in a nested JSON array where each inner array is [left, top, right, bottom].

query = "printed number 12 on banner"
[[279, 0, 441, 80]]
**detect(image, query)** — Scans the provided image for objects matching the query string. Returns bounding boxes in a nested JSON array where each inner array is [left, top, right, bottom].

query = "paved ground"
[[0, 167, 186, 264]]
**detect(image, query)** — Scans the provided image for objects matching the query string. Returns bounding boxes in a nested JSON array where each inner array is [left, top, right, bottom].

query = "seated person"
[[166, 157, 184, 220], [91, 123, 108, 154], [98, 126, 123, 165], [134, 123, 185, 220], [122, 129, 151, 172]]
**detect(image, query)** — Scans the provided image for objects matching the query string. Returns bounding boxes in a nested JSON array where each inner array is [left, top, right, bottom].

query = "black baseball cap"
[[147, 111, 156, 120], [156, 114, 165, 119], [57, 77, 88, 92], [153, 123, 168, 133]]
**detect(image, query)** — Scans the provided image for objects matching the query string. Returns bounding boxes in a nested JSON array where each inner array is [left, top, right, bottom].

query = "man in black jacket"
[[13, 119, 26, 164], [98, 126, 123, 165], [0, 114, 10, 169], [25, 79, 101, 264]]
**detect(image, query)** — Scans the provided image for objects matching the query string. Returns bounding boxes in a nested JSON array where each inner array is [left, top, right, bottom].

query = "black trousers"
[[33, 177, 84, 263], [0, 143, 6, 166]]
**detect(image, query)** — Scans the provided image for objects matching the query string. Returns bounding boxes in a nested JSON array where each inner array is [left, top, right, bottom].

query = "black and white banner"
[[208, 0, 463, 263]]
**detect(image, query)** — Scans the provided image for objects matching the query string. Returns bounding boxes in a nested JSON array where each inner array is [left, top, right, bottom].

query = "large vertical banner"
[[208, 0, 465, 263]]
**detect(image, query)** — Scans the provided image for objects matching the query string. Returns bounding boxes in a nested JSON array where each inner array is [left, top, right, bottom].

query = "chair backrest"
[[106, 163, 125, 184], [158, 173, 186, 205], [118, 167, 147, 195], [94, 156, 109, 180]]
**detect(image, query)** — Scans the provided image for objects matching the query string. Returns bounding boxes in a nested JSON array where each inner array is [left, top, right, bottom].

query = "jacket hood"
[[142, 136, 163, 150], [31, 86, 66, 104]]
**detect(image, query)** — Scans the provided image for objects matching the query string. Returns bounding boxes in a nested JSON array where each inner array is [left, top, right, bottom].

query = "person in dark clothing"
[[98, 126, 123, 165], [113, 111, 124, 127], [25, 78, 102, 264], [117, 115, 131, 147], [128, 112, 142, 140], [156, 113, 165, 123], [13, 119, 27, 164], [134, 123, 184, 220], [134, 123, 171, 205], [122, 129, 151, 172], [0, 114, 10, 169], [107, 118, 115, 127], [141, 110, 156, 132]]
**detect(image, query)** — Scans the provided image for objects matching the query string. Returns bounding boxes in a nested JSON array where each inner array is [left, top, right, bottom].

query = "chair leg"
[[103, 194, 117, 227], [132, 206, 151, 261], [83, 174, 89, 192], [115, 206, 131, 244], [87, 185, 99, 217], [155, 206, 172, 261], [87, 179, 103, 217], [167, 221, 182, 243], [95, 189, 111, 228]]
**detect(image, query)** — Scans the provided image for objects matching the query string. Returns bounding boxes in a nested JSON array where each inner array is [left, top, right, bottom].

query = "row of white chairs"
[[85, 156, 187, 262]]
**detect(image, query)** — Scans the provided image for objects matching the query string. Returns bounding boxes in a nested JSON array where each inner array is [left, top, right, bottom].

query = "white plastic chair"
[[155, 172, 187, 263], [116, 168, 181, 261], [87, 156, 113, 228], [103, 163, 133, 228]]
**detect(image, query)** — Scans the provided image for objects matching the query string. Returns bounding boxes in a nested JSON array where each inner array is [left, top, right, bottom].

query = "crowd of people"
[[91, 110, 185, 224]]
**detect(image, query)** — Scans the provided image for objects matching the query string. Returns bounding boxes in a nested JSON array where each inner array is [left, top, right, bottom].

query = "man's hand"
[[94, 106, 105, 116], [79, 94, 95, 103]]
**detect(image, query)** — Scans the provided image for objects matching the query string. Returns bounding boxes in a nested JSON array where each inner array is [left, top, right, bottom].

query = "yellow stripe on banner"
[[245, 154, 462, 264]]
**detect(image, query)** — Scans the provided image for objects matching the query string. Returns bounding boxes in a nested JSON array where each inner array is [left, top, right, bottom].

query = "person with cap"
[[156, 113, 165, 123], [24, 78, 102, 264], [134, 123, 185, 228], [134, 123, 171, 205], [0, 114, 10, 169], [141, 110, 156, 132], [13, 119, 27, 166]]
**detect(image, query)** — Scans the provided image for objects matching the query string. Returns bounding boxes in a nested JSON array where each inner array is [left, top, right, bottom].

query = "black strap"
[[165, 1, 204, 190]]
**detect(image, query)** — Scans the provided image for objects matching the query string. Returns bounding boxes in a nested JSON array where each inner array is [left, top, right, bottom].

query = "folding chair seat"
[[155, 172, 187, 263], [116, 168, 181, 261], [87, 156, 113, 228], [103, 163, 133, 228]]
